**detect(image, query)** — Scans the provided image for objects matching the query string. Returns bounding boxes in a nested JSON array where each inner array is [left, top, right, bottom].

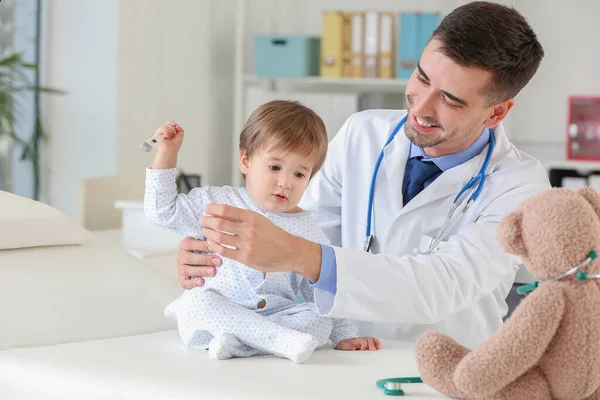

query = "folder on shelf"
[[363, 11, 379, 78], [378, 12, 394, 79], [342, 12, 353, 77], [349, 12, 364, 78], [321, 11, 345, 78], [416, 12, 441, 61], [396, 12, 418, 80]]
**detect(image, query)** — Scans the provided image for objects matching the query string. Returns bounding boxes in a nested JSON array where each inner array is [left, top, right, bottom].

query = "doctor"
[[176, 2, 551, 348]]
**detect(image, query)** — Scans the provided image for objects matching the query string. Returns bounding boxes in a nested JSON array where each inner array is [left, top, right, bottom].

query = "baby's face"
[[240, 146, 316, 213]]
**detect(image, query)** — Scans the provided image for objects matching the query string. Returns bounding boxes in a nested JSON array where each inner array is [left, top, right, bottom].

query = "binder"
[[342, 12, 353, 77], [378, 12, 394, 78], [396, 12, 418, 80], [363, 11, 379, 78], [349, 12, 364, 78], [321, 11, 345, 78], [416, 12, 441, 61]]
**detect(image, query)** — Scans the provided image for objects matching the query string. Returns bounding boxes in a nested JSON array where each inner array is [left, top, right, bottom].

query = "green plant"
[[0, 53, 61, 200]]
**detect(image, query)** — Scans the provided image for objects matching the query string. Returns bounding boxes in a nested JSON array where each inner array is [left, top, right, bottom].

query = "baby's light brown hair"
[[239, 100, 328, 178]]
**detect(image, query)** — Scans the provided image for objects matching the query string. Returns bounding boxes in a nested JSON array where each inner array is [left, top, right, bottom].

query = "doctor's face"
[[404, 38, 513, 157], [239, 145, 315, 213]]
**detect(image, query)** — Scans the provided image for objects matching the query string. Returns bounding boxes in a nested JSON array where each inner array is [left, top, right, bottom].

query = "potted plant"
[[0, 53, 60, 200]]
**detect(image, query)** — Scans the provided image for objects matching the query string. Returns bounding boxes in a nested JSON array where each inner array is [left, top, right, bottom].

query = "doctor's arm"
[[312, 184, 544, 325]]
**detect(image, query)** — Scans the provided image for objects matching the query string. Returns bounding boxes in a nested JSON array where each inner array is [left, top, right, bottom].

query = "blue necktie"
[[403, 157, 442, 206]]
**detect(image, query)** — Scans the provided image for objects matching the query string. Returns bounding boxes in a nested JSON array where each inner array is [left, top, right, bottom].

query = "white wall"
[[116, 0, 233, 186], [44, 0, 118, 217], [41, 0, 600, 218], [44, 0, 235, 219], [508, 0, 600, 165]]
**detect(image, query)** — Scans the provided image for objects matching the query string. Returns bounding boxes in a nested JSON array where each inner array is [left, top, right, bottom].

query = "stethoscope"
[[364, 116, 496, 254], [376, 377, 423, 396], [517, 250, 599, 295]]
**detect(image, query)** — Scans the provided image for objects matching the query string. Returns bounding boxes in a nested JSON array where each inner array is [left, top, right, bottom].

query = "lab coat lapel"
[[382, 131, 411, 205], [399, 123, 510, 216]]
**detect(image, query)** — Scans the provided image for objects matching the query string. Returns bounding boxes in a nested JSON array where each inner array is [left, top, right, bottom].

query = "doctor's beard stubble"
[[405, 94, 447, 149]]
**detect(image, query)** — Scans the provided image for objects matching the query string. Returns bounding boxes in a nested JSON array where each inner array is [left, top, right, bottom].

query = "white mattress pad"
[[0, 330, 446, 399]]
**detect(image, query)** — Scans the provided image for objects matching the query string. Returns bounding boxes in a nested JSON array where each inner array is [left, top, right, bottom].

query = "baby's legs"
[[265, 305, 332, 348], [171, 290, 319, 363], [210, 304, 332, 363], [164, 289, 215, 349]]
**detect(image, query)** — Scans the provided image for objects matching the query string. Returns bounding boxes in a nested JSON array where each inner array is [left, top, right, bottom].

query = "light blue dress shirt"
[[311, 127, 491, 295]]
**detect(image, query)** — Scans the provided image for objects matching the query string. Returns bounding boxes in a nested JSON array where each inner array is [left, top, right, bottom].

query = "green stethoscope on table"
[[376, 377, 423, 396]]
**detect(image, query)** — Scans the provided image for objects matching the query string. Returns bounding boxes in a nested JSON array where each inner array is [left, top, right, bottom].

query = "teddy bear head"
[[497, 187, 600, 281]]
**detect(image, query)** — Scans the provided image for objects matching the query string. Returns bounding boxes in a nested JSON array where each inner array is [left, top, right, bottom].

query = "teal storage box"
[[254, 35, 321, 77]]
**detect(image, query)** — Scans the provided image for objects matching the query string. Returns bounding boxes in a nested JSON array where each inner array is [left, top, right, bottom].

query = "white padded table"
[[0, 330, 447, 399]]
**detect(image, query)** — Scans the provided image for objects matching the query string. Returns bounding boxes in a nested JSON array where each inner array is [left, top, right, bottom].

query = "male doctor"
[[175, 2, 551, 348]]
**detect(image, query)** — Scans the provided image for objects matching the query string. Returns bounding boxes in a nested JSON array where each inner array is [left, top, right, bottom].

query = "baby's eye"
[[269, 165, 280, 171], [295, 172, 306, 178]]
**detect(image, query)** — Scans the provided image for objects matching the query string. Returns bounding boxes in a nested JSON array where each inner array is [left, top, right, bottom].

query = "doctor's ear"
[[497, 211, 527, 256], [239, 149, 250, 175], [483, 98, 514, 129]]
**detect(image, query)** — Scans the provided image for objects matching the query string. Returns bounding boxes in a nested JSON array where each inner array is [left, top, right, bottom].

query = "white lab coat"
[[299, 109, 551, 349]]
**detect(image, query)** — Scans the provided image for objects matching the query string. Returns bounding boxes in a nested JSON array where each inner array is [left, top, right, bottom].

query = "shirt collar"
[[408, 127, 491, 171]]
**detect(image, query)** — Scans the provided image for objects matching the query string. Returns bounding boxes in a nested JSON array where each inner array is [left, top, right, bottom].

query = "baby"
[[144, 100, 380, 363]]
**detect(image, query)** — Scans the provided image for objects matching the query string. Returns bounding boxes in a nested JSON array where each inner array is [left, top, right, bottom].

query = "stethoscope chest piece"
[[383, 382, 405, 396], [377, 377, 422, 396]]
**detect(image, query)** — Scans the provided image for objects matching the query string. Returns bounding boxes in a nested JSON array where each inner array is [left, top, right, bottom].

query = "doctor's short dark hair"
[[239, 100, 328, 178], [431, 1, 544, 104]]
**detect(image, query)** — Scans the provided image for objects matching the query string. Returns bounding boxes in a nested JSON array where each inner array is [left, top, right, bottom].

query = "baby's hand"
[[336, 337, 381, 351], [155, 121, 184, 154]]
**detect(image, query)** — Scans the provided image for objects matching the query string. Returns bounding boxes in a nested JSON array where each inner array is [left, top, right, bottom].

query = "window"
[[0, 0, 14, 191]]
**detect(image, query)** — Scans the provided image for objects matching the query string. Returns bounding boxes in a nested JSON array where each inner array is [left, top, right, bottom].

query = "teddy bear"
[[414, 187, 600, 400]]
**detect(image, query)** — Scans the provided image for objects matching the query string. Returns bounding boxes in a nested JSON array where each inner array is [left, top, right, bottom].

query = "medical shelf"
[[243, 74, 410, 93], [232, 0, 418, 186]]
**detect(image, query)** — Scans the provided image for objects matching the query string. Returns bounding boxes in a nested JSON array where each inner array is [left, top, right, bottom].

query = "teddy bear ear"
[[577, 187, 600, 218], [497, 211, 527, 256]]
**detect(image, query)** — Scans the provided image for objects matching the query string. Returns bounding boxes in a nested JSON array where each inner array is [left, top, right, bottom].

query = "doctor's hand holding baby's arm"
[[197, 205, 323, 282], [175, 206, 321, 286]]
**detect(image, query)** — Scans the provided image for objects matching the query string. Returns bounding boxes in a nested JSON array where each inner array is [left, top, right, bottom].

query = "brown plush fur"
[[415, 187, 600, 400]]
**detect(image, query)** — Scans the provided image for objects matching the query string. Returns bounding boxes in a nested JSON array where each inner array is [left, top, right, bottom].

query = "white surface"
[[0, 230, 181, 350], [114, 200, 185, 255], [0, 330, 445, 399], [93, 228, 179, 282], [0, 190, 85, 250]]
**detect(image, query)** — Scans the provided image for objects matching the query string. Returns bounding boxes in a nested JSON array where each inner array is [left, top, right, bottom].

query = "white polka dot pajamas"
[[145, 168, 358, 363]]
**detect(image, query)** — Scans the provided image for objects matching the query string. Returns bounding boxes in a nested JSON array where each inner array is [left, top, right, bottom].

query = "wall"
[[40, 0, 600, 218], [116, 1, 234, 187], [508, 0, 600, 165], [43, 0, 118, 217], [43, 0, 235, 219]]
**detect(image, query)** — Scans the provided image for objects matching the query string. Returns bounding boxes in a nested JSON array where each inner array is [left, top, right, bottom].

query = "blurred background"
[[1, 0, 600, 277]]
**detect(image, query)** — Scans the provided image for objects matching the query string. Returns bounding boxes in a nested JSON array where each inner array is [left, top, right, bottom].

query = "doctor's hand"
[[336, 337, 382, 351], [199, 204, 322, 281], [176, 237, 223, 289]]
